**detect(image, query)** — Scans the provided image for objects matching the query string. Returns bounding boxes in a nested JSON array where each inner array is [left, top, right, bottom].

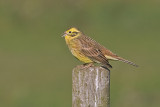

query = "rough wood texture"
[[72, 65, 110, 107]]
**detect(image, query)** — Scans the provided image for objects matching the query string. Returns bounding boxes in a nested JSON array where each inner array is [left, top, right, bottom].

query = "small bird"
[[62, 27, 138, 69]]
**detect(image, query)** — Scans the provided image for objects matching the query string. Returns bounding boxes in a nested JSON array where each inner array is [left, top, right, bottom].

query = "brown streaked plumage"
[[63, 27, 138, 69]]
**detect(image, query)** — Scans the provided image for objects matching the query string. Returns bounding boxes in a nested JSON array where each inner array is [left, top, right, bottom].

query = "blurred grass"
[[0, 0, 160, 107]]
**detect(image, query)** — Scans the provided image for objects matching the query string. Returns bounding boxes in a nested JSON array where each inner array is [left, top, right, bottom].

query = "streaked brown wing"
[[78, 35, 112, 68]]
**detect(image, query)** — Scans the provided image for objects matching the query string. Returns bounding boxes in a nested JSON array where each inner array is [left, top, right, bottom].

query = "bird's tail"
[[116, 57, 138, 67]]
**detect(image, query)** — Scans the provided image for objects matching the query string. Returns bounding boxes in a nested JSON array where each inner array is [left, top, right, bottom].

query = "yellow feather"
[[64, 28, 93, 63]]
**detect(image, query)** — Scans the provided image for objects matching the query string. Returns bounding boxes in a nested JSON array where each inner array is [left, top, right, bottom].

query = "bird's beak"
[[62, 32, 67, 37]]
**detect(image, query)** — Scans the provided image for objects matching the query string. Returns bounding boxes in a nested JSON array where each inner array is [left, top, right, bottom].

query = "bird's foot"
[[76, 63, 94, 69]]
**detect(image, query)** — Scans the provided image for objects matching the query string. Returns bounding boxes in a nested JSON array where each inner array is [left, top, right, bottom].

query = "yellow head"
[[62, 27, 81, 40]]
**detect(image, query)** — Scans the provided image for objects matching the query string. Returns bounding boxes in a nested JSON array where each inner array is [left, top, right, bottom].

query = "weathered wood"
[[72, 65, 110, 107]]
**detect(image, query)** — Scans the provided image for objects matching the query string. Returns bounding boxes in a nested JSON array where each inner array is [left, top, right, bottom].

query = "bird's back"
[[77, 35, 119, 60]]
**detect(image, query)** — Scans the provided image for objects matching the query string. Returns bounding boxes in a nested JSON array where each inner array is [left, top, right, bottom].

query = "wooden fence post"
[[72, 65, 110, 107]]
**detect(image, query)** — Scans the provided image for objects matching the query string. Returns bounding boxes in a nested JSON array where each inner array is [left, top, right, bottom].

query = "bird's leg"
[[83, 63, 94, 68], [76, 63, 94, 69]]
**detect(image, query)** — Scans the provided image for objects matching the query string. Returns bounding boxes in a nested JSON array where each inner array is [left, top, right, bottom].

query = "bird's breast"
[[65, 38, 92, 63]]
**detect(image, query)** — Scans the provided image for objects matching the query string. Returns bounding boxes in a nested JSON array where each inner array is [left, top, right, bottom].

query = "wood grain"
[[72, 65, 110, 107]]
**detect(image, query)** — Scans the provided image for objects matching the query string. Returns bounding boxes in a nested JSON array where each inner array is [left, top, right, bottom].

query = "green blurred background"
[[0, 0, 160, 107]]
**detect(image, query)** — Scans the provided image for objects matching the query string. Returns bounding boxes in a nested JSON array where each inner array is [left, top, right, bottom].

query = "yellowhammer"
[[62, 27, 138, 69]]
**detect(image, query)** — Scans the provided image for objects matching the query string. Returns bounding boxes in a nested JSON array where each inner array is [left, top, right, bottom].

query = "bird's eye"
[[69, 31, 72, 33]]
